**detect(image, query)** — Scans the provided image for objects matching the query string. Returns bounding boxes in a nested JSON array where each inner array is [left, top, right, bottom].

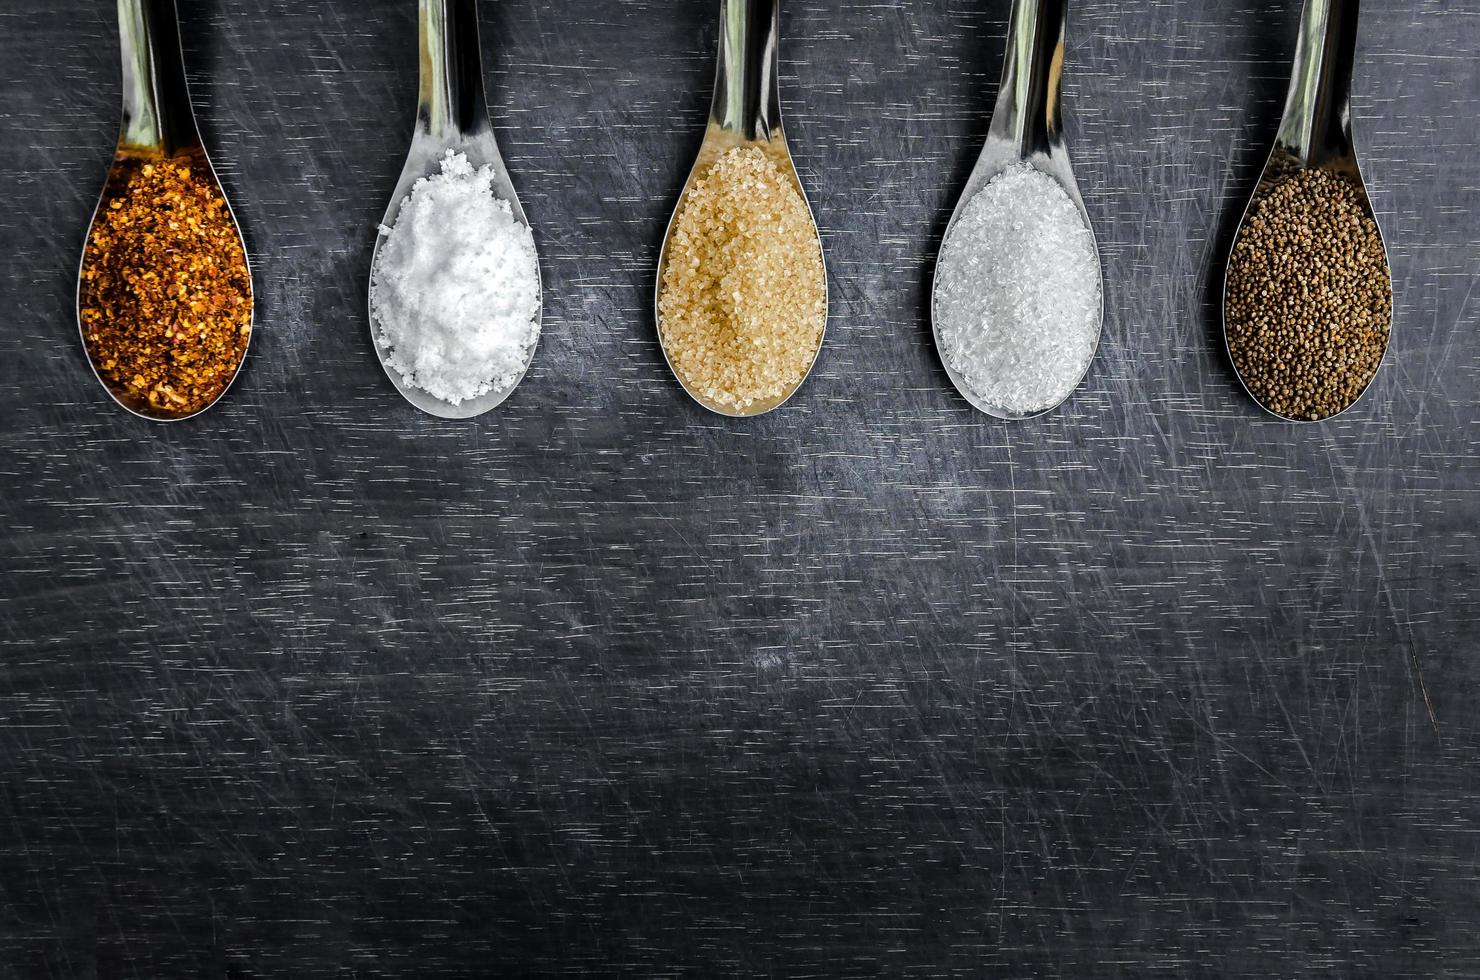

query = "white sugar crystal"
[[934, 163, 1101, 415], [370, 151, 540, 405]]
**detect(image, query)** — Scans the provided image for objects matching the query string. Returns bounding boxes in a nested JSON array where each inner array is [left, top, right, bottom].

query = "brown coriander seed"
[[1225, 168, 1391, 421]]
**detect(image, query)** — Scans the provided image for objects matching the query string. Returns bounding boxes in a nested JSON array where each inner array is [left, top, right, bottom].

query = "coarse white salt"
[[370, 150, 540, 405], [933, 163, 1101, 416]]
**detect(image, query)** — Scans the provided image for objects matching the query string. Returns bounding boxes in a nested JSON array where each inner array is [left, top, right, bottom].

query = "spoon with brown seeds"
[[1222, 0, 1393, 423]]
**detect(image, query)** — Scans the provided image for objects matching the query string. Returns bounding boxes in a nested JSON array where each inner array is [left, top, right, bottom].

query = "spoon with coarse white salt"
[[368, 0, 542, 420], [931, 0, 1104, 421]]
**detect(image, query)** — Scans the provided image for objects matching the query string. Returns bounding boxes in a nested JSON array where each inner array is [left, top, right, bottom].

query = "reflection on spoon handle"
[[710, 0, 781, 140], [1277, 0, 1359, 167], [116, 0, 198, 154], [988, 0, 1067, 156], [418, 0, 490, 142]]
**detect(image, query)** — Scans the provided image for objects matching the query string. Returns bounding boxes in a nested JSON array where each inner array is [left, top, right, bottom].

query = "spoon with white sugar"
[[369, 0, 542, 420], [930, 0, 1104, 421]]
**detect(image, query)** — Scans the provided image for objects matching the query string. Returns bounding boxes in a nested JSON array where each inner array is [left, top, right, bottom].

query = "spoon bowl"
[[369, 0, 541, 420], [1221, 0, 1391, 423], [654, 0, 827, 419], [930, 0, 1103, 421], [77, 0, 252, 423]]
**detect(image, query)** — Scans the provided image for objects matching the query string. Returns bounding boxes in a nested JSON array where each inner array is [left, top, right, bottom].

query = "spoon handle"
[[116, 0, 199, 154], [709, 0, 781, 141], [417, 0, 491, 142], [1276, 0, 1359, 168], [987, 0, 1067, 157]]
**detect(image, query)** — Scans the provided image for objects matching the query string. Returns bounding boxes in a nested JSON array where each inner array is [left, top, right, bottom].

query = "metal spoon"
[[654, 0, 828, 418], [369, 0, 541, 420], [930, 0, 1104, 420], [1222, 0, 1391, 422], [78, 0, 252, 422]]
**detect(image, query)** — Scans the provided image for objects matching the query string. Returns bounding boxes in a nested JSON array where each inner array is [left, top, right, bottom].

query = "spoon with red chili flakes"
[[77, 0, 252, 422]]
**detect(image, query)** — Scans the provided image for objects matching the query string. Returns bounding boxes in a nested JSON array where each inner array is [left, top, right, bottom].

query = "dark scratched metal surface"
[[1, 0, 1478, 975]]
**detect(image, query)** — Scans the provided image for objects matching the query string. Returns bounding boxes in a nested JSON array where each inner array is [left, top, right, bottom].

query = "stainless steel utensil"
[[78, 0, 253, 422], [369, 0, 541, 420], [654, 0, 827, 418], [930, 0, 1103, 420], [1221, 0, 1391, 422]]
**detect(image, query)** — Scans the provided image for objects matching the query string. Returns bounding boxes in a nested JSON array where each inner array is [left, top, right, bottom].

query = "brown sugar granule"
[[80, 155, 252, 417], [1225, 167, 1391, 421], [659, 145, 826, 413]]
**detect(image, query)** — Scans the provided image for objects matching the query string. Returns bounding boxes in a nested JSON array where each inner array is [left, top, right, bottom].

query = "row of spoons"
[[79, 0, 1390, 424]]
